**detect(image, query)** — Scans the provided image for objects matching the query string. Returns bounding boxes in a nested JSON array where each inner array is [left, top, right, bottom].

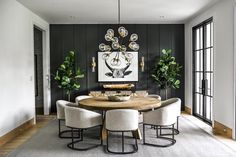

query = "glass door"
[[193, 18, 213, 124]]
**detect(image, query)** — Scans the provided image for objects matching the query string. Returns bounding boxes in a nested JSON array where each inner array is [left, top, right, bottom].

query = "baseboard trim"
[[0, 118, 34, 147], [185, 106, 192, 115], [213, 120, 232, 139]]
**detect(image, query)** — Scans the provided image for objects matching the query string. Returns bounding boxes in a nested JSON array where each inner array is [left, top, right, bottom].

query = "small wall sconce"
[[140, 56, 145, 72], [91, 57, 96, 72]]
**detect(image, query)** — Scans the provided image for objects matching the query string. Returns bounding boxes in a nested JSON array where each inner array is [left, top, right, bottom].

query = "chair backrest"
[[134, 90, 148, 97], [89, 91, 102, 97], [75, 95, 92, 104], [56, 100, 71, 120], [106, 109, 139, 131], [143, 98, 181, 126], [147, 94, 161, 101], [65, 106, 102, 129], [120, 90, 132, 95], [161, 98, 181, 116], [104, 91, 117, 96]]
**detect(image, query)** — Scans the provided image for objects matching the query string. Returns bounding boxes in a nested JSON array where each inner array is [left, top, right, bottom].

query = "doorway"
[[192, 18, 213, 125], [34, 26, 44, 115]]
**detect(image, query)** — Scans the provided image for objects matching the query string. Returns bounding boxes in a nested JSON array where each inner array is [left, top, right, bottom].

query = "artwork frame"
[[98, 51, 138, 82]]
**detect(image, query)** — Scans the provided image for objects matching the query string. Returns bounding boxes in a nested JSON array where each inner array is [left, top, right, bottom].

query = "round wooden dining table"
[[79, 96, 161, 111], [79, 96, 161, 141]]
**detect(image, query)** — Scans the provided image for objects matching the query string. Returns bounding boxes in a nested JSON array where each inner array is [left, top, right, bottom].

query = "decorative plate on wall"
[[98, 51, 138, 82]]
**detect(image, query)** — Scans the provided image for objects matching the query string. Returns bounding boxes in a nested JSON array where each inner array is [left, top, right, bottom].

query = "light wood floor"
[[0, 115, 56, 157]]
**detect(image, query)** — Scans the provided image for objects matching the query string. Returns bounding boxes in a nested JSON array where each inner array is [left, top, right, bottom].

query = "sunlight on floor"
[[182, 113, 236, 152]]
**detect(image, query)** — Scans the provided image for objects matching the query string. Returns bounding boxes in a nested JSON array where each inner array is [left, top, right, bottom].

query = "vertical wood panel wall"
[[50, 24, 185, 112]]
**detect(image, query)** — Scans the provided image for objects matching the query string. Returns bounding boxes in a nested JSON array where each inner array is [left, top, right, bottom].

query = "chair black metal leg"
[[67, 127, 101, 151], [156, 126, 159, 138], [58, 119, 80, 139], [159, 117, 180, 136], [71, 128, 74, 148], [106, 130, 109, 151], [172, 124, 174, 140], [100, 126, 103, 146], [58, 119, 61, 136], [122, 132, 124, 152], [81, 129, 83, 141], [143, 124, 145, 144], [143, 124, 176, 147], [135, 136, 138, 150], [177, 116, 179, 131], [106, 130, 138, 154]]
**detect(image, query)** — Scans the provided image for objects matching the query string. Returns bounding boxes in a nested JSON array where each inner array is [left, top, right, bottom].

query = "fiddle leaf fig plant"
[[151, 49, 182, 99], [54, 51, 84, 101]]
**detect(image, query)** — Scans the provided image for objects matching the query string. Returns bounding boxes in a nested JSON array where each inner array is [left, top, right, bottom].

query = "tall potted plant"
[[54, 51, 84, 101], [151, 49, 182, 100]]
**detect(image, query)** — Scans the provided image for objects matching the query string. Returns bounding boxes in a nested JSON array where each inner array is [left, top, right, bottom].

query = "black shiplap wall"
[[50, 24, 185, 112]]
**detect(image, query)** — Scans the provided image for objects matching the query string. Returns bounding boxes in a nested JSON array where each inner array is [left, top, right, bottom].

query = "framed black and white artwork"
[[98, 52, 138, 82]]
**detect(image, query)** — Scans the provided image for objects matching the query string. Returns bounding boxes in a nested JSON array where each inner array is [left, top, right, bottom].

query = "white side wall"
[[0, 0, 49, 137], [185, 0, 235, 129]]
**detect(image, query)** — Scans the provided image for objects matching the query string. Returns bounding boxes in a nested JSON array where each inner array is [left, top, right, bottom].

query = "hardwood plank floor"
[[0, 115, 56, 157]]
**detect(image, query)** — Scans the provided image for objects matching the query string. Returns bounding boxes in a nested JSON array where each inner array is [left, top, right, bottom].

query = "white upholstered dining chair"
[[143, 98, 181, 147], [105, 109, 139, 154], [160, 98, 181, 135], [147, 94, 161, 101], [138, 94, 161, 124], [65, 106, 103, 151], [75, 95, 92, 104], [56, 100, 79, 138]]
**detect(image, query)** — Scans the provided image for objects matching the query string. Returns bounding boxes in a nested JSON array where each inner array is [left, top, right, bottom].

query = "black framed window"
[[193, 17, 213, 124]]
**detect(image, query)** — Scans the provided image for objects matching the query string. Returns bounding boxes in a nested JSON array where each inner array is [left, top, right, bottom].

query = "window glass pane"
[[200, 27, 203, 49], [199, 50, 203, 71], [210, 73, 213, 96], [205, 73, 211, 96], [195, 73, 203, 93], [210, 97, 213, 120], [206, 96, 211, 120], [206, 23, 211, 48], [205, 48, 212, 71], [195, 94, 200, 114], [211, 23, 213, 47], [195, 51, 199, 71], [195, 29, 200, 50], [199, 94, 203, 116]]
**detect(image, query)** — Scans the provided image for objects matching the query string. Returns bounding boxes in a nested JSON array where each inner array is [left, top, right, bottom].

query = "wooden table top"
[[79, 96, 161, 111]]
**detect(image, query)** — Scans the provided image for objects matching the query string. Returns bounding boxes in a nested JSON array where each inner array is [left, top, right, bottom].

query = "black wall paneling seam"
[[50, 24, 185, 112]]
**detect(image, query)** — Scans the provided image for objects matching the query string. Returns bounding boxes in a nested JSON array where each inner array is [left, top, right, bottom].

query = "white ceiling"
[[17, 0, 219, 24]]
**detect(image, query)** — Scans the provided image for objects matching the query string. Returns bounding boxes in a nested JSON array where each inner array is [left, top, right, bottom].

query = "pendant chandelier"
[[99, 0, 139, 66]]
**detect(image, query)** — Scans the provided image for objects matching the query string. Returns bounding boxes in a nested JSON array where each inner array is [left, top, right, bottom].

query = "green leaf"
[[60, 64, 66, 69], [167, 49, 172, 53], [75, 74, 84, 78], [162, 49, 167, 54], [61, 81, 67, 86], [175, 80, 180, 85], [69, 51, 75, 56]]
